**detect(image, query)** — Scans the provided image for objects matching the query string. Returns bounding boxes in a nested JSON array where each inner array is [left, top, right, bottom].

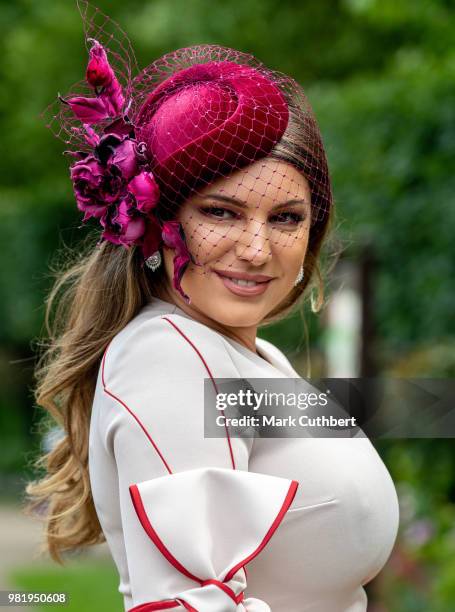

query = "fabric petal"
[[161, 221, 195, 303], [104, 116, 135, 138], [101, 77, 125, 117], [141, 217, 163, 260], [76, 198, 108, 221], [109, 138, 139, 181], [85, 39, 114, 88], [128, 172, 160, 213], [85, 39, 125, 117], [65, 95, 110, 123], [101, 200, 146, 246], [172, 254, 192, 304]]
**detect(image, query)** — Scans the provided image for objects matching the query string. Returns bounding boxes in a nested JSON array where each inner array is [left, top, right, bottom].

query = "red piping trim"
[[200, 579, 243, 604], [176, 601, 197, 612], [129, 601, 180, 611], [130, 484, 203, 585], [128, 590, 238, 612], [128, 600, 197, 612], [224, 479, 299, 581], [161, 316, 236, 470], [103, 387, 172, 475], [101, 342, 172, 475]]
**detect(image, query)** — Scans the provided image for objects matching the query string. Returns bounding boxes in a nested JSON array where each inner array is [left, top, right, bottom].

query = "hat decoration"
[[59, 38, 196, 301]]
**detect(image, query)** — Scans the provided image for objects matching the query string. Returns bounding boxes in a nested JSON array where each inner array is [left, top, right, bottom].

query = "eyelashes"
[[198, 206, 306, 226], [272, 211, 305, 225], [198, 206, 233, 220]]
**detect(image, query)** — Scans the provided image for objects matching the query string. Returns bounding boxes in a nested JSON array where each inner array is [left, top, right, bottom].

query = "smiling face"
[[160, 156, 311, 339]]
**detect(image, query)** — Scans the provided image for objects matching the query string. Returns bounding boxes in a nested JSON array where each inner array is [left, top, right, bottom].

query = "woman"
[[28, 5, 399, 611]]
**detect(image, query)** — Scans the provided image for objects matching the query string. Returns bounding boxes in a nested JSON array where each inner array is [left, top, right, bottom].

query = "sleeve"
[[95, 314, 299, 611]]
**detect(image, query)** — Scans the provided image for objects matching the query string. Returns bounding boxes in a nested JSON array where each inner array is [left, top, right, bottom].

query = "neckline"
[[142, 297, 296, 375]]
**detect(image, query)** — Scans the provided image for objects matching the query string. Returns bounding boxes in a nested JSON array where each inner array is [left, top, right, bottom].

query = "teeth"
[[227, 277, 258, 287]]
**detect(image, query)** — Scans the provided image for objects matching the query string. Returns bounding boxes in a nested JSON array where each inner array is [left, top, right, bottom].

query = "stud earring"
[[145, 250, 162, 271], [294, 265, 305, 286]]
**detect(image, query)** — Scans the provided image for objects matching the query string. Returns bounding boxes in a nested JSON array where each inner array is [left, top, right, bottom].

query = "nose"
[[234, 217, 273, 265]]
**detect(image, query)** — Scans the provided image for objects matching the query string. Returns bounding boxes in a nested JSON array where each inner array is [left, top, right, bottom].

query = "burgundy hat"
[[134, 60, 289, 205]]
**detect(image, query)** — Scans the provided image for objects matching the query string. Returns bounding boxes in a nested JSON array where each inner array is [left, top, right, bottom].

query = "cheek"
[[180, 216, 239, 264], [272, 226, 310, 271]]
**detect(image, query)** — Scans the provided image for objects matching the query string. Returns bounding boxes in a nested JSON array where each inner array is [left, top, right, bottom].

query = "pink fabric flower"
[[127, 172, 160, 214], [64, 40, 125, 124], [86, 41, 114, 87], [61, 39, 165, 256], [96, 133, 139, 181], [99, 172, 160, 247], [70, 131, 141, 220], [100, 199, 145, 247], [70, 156, 123, 220], [161, 221, 195, 303]]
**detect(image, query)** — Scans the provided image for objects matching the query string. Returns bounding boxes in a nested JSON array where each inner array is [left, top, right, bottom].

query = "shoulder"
[[256, 336, 294, 367], [102, 311, 240, 389]]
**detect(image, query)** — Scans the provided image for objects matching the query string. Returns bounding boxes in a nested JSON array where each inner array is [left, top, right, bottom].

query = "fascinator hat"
[[45, 1, 332, 304]]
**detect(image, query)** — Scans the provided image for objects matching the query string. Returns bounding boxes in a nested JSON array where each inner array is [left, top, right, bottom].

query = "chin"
[[207, 299, 268, 328]]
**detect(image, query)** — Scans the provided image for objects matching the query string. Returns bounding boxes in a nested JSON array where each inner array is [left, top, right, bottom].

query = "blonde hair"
[[26, 103, 339, 562]]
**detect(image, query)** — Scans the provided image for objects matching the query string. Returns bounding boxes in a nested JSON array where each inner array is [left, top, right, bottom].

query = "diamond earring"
[[294, 265, 305, 286], [145, 250, 162, 271]]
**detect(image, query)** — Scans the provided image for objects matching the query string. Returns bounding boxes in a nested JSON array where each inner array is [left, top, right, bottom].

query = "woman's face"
[[161, 157, 311, 329]]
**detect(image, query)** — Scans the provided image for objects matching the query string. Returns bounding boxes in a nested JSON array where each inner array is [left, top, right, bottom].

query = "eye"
[[270, 211, 305, 225], [198, 206, 239, 220]]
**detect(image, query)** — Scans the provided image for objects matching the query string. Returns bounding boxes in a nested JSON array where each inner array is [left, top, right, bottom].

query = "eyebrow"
[[197, 194, 308, 210]]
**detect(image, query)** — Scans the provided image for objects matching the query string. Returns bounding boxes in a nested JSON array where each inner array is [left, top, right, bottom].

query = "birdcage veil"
[[43, 0, 333, 304]]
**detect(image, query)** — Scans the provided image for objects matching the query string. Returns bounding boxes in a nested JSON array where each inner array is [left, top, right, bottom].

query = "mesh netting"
[[43, 1, 333, 304]]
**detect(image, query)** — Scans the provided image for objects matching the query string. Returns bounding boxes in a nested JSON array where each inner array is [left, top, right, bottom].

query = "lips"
[[213, 269, 274, 297], [212, 269, 275, 282]]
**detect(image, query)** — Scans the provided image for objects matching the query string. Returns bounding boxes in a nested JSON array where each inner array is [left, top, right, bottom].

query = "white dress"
[[89, 297, 399, 612]]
